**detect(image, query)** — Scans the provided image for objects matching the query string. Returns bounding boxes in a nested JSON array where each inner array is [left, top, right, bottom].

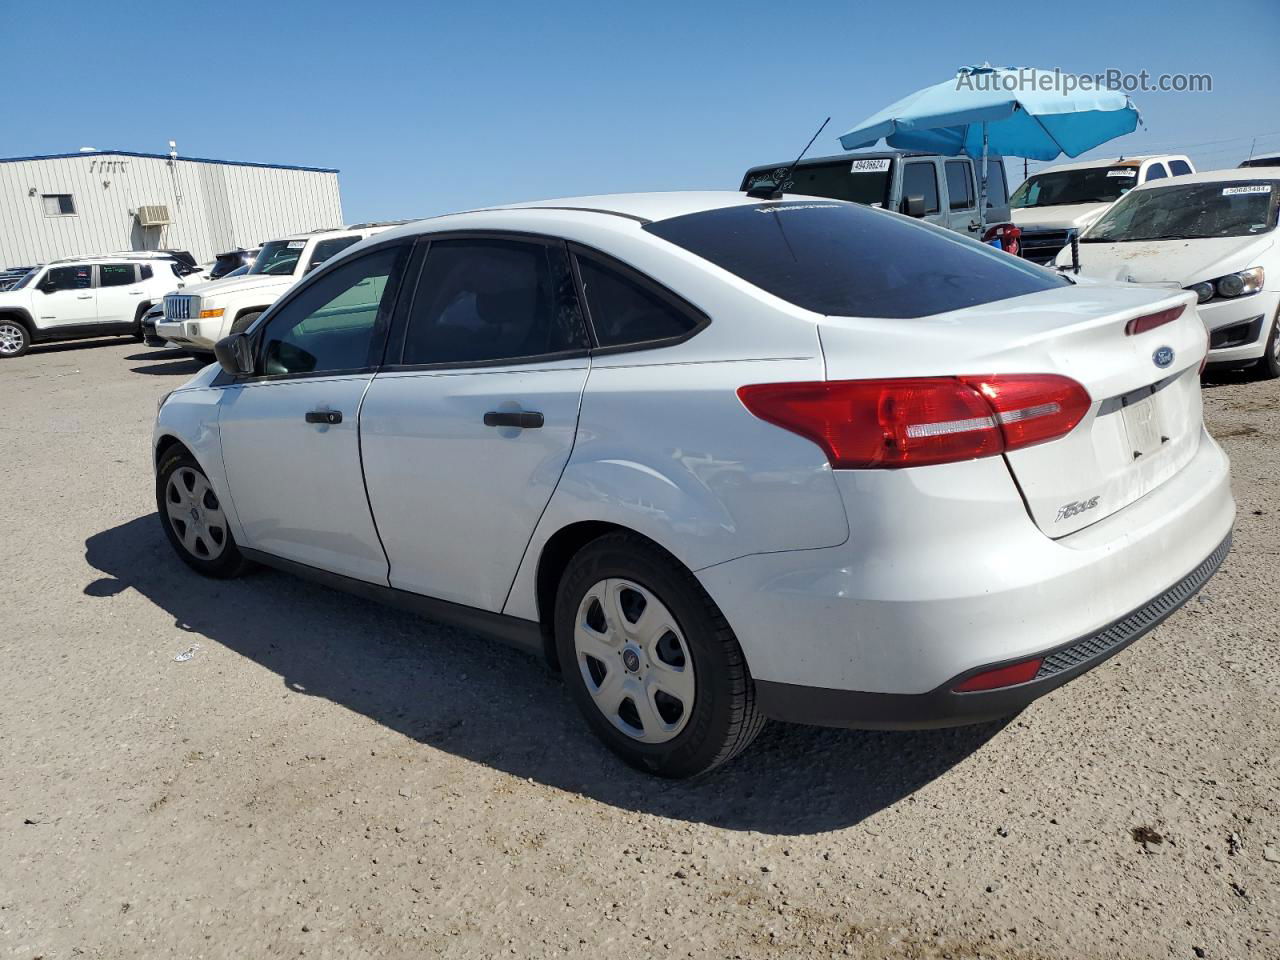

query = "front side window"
[[643, 201, 1068, 319], [576, 254, 701, 347], [945, 161, 974, 210], [43, 265, 92, 291], [42, 194, 76, 216], [400, 238, 588, 366], [307, 236, 362, 272], [260, 245, 406, 376], [901, 163, 940, 213], [249, 239, 306, 276], [1084, 181, 1279, 242], [1010, 167, 1138, 208], [99, 264, 137, 287]]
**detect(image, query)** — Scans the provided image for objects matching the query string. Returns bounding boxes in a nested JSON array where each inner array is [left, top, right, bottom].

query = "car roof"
[[1129, 168, 1280, 191], [1034, 154, 1189, 174], [51, 252, 178, 264], [743, 150, 1004, 172]]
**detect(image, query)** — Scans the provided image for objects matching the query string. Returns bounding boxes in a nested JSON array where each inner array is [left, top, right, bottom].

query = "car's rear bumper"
[[696, 427, 1234, 723], [753, 531, 1230, 729]]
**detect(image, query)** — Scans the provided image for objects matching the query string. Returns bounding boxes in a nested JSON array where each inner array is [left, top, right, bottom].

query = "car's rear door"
[[359, 235, 591, 612], [943, 159, 980, 237], [95, 263, 147, 327], [216, 242, 411, 583]]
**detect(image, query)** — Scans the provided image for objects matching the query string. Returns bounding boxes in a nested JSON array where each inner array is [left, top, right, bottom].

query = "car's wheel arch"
[[0, 308, 35, 335]]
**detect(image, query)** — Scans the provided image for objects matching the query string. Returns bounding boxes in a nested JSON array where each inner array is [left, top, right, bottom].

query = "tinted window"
[[308, 236, 362, 272], [44, 265, 92, 291], [260, 246, 405, 376], [577, 255, 700, 348], [1144, 164, 1168, 182], [901, 163, 939, 214], [99, 264, 136, 287], [249, 239, 305, 276], [742, 159, 893, 207], [1168, 160, 1192, 177], [140, 264, 153, 280], [984, 161, 1008, 205], [643, 201, 1068, 319], [401, 239, 588, 366], [1011, 167, 1137, 207], [945, 161, 974, 210]]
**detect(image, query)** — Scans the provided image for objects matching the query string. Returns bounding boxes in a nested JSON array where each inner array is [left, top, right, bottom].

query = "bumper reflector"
[[952, 658, 1043, 693]]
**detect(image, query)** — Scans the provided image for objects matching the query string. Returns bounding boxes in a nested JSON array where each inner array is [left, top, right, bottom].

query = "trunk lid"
[[818, 283, 1206, 536]]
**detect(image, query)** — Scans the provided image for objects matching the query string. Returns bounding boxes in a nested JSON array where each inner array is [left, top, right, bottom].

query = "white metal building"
[[0, 149, 344, 267]]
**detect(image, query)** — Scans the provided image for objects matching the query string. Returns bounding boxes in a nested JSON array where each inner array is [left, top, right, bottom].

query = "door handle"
[[305, 410, 342, 425], [483, 410, 544, 429], [76, 294, 93, 299]]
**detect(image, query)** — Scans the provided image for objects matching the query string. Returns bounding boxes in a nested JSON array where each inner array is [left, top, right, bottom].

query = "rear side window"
[[99, 264, 137, 287], [901, 162, 940, 214], [643, 201, 1068, 319], [576, 254, 702, 348], [1145, 164, 1168, 182], [308, 236, 362, 272], [1169, 159, 1192, 177], [140, 264, 153, 280], [945, 161, 974, 210], [400, 239, 588, 366]]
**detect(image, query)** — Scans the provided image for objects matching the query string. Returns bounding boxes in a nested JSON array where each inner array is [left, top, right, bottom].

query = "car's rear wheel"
[[156, 449, 249, 578], [0, 319, 30, 358], [555, 532, 765, 777]]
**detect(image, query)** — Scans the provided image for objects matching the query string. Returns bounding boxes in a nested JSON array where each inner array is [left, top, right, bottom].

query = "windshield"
[[742, 158, 893, 207], [644, 201, 1067, 319], [249, 239, 307, 276], [1010, 167, 1139, 208], [1084, 181, 1279, 242], [10, 267, 39, 290]]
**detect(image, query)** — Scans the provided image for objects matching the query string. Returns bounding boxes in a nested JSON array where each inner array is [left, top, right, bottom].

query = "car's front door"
[[216, 242, 410, 583], [94, 263, 147, 327], [900, 160, 945, 229], [33, 265, 96, 329], [359, 235, 592, 612]]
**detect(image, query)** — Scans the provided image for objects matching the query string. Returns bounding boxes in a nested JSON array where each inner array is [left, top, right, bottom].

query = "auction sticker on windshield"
[[1222, 185, 1272, 196], [1107, 169, 1138, 177], [851, 158, 891, 173], [287, 241, 307, 249]]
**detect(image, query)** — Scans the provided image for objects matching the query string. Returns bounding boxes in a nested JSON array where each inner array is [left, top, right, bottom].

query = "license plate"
[[1121, 392, 1164, 458]]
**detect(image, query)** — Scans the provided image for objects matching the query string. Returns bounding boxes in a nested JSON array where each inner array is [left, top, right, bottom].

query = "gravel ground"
[[0, 338, 1276, 960]]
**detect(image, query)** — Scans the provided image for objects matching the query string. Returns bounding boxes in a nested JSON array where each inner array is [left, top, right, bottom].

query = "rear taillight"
[[737, 375, 1090, 469], [1125, 304, 1184, 336], [952, 657, 1043, 692]]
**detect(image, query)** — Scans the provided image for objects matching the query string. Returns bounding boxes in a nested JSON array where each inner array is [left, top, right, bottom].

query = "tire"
[[156, 448, 249, 578], [554, 532, 765, 778], [1253, 308, 1280, 380], [131, 304, 150, 341], [230, 311, 262, 335], [0, 318, 31, 358]]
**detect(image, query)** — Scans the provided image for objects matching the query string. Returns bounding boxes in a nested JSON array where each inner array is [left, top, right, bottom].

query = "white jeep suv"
[[0, 254, 197, 358], [155, 223, 402, 355]]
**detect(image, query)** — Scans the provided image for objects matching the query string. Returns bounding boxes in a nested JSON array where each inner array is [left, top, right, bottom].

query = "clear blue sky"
[[8, 0, 1279, 222]]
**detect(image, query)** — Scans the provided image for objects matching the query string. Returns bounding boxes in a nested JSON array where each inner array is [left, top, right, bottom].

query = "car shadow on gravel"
[[128, 359, 208, 377], [84, 515, 1006, 835]]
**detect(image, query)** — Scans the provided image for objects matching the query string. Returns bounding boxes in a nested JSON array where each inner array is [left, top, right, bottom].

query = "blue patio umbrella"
[[838, 65, 1141, 233]]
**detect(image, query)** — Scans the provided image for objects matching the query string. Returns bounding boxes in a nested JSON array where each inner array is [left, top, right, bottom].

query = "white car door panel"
[[34, 265, 96, 327], [361, 361, 589, 610], [215, 244, 408, 583], [95, 263, 147, 325]]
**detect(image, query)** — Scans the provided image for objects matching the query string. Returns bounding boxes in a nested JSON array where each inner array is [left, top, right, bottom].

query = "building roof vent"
[[137, 205, 172, 227]]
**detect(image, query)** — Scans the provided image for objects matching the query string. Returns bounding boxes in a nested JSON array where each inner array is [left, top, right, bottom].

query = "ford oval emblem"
[[1153, 346, 1175, 369]]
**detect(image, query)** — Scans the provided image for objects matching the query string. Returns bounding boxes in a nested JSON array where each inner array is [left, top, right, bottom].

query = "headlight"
[[198, 308, 225, 319], [1186, 267, 1264, 303]]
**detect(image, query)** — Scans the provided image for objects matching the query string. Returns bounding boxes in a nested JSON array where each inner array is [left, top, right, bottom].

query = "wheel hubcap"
[[0, 323, 24, 355], [165, 467, 228, 561], [574, 578, 695, 744]]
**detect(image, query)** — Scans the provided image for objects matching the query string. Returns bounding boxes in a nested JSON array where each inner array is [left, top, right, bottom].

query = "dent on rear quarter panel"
[[501, 356, 850, 623]]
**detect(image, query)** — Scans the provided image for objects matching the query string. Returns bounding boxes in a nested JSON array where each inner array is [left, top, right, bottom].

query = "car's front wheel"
[[156, 448, 249, 578], [0, 319, 31, 358], [555, 532, 765, 778], [1255, 307, 1280, 380]]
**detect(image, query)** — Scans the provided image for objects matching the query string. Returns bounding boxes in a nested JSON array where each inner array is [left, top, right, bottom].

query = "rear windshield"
[[742, 158, 892, 207], [643, 201, 1067, 318]]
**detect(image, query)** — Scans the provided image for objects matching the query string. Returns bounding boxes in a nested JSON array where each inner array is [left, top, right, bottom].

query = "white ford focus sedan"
[[153, 192, 1234, 777]]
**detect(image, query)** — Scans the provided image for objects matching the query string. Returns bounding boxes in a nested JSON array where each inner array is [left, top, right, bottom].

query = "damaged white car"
[[1059, 169, 1279, 378]]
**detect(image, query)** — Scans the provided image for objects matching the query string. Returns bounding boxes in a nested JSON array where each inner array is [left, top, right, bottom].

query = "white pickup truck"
[[155, 222, 403, 355], [1011, 154, 1195, 264]]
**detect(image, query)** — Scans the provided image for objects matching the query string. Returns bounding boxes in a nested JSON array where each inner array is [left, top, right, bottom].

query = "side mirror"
[[37, 279, 56, 294], [214, 332, 254, 377], [903, 195, 927, 218]]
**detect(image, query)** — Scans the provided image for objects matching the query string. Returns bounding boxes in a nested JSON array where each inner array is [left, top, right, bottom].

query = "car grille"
[[1035, 533, 1232, 680], [1020, 228, 1075, 265], [164, 294, 195, 321]]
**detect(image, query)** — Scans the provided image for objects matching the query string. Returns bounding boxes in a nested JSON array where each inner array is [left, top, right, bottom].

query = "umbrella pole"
[[979, 121, 989, 239]]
